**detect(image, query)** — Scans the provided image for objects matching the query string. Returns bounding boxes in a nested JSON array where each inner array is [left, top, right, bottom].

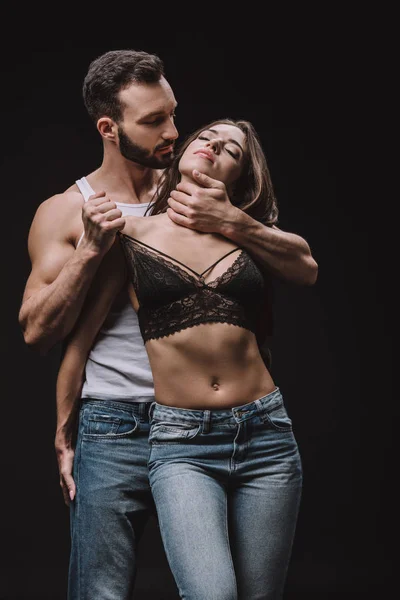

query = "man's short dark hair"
[[83, 49, 165, 124]]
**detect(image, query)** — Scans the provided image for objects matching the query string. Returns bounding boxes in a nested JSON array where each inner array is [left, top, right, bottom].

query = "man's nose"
[[162, 119, 179, 140]]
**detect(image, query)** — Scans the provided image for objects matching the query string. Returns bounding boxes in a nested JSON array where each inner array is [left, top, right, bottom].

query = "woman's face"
[[179, 124, 247, 186]]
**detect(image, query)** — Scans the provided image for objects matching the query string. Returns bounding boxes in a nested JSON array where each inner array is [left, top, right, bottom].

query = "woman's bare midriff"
[[145, 322, 275, 409]]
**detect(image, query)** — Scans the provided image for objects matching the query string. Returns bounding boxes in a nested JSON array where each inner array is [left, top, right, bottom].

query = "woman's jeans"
[[148, 388, 302, 600]]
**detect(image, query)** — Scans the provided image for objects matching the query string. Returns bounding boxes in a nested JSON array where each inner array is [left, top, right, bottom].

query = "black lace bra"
[[118, 232, 267, 342]]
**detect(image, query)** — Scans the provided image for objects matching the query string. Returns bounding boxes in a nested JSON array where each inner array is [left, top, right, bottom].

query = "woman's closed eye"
[[198, 136, 239, 159]]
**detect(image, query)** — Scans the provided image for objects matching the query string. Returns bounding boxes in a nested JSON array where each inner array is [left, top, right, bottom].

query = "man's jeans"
[[148, 388, 303, 600], [68, 398, 156, 600]]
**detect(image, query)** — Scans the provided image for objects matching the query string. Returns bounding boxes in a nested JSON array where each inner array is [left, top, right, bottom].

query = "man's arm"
[[220, 213, 318, 286], [166, 170, 318, 286], [18, 190, 125, 353], [55, 240, 127, 505]]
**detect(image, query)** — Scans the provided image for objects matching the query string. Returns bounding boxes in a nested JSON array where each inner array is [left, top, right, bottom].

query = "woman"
[[58, 119, 303, 600]]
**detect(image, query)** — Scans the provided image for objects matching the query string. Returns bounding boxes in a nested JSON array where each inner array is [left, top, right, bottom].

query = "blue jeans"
[[68, 398, 156, 600], [148, 388, 302, 600]]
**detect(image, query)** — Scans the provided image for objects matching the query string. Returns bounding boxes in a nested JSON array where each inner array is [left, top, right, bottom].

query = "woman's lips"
[[194, 150, 214, 163]]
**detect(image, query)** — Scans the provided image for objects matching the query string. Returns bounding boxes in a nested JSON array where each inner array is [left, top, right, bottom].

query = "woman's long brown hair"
[[146, 119, 279, 226]]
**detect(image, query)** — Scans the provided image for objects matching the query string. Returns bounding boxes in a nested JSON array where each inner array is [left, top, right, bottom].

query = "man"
[[19, 49, 318, 599]]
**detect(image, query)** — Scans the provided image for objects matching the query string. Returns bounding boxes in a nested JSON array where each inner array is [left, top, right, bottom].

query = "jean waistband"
[[81, 397, 155, 418], [150, 388, 282, 425]]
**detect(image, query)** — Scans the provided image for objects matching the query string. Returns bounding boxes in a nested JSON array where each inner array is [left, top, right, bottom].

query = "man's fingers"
[[60, 478, 71, 506], [61, 472, 76, 505], [61, 485, 74, 506], [102, 217, 126, 231], [87, 191, 107, 202], [85, 201, 117, 216], [90, 201, 120, 214], [167, 197, 191, 217], [104, 208, 123, 222], [166, 207, 191, 227], [170, 190, 193, 206], [175, 181, 194, 195], [192, 169, 224, 189], [61, 487, 70, 506], [57, 444, 76, 506]]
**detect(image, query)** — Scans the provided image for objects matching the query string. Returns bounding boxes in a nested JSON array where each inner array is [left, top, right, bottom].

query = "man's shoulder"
[[29, 183, 85, 242], [38, 183, 84, 214]]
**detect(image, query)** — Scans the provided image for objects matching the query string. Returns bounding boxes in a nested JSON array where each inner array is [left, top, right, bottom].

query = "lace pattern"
[[119, 234, 263, 342]]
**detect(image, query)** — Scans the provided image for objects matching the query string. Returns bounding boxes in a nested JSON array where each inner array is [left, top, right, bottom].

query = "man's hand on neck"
[[166, 169, 237, 234]]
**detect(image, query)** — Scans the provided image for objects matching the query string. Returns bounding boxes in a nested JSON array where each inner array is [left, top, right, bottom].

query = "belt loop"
[[202, 410, 211, 434], [255, 399, 266, 423], [148, 401, 157, 422]]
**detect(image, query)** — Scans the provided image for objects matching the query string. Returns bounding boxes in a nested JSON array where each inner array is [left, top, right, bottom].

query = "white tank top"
[[76, 177, 154, 401]]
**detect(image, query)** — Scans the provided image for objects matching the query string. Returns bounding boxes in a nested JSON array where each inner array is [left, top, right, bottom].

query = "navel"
[[210, 376, 220, 391]]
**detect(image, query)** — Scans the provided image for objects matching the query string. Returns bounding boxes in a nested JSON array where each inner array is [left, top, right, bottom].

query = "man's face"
[[116, 77, 178, 168]]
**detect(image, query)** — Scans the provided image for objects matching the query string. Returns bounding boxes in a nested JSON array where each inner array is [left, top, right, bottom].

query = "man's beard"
[[118, 126, 174, 169]]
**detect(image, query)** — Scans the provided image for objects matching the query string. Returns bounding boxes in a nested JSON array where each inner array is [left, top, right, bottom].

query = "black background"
[[1, 8, 395, 600]]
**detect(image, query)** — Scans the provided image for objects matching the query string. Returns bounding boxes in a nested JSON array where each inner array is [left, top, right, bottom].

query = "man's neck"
[[87, 154, 163, 205]]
